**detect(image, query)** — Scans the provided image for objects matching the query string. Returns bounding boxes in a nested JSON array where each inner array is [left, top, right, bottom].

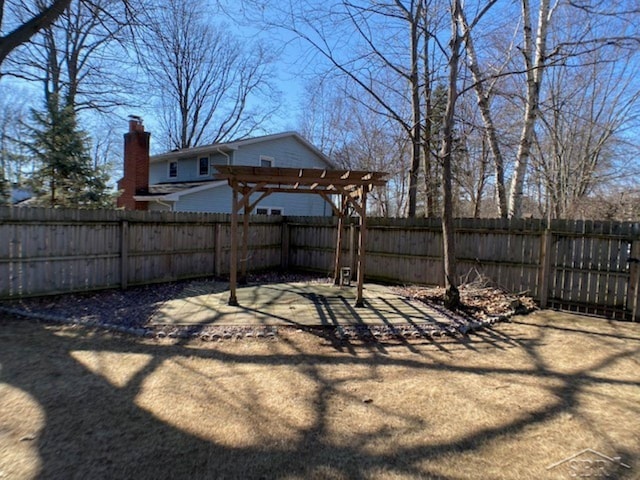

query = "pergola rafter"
[[214, 166, 388, 307]]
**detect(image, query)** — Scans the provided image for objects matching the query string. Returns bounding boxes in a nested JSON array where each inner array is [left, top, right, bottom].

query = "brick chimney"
[[117, 115, 151, 210]]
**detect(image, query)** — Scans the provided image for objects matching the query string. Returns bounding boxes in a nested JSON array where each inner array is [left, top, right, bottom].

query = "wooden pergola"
[[214, 166, 388, 307]]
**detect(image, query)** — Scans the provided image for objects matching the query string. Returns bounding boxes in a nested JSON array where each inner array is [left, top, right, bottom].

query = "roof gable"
[[150, 132, 334, 168]]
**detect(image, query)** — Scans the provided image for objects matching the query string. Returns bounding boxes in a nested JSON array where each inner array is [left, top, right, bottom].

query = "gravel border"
[[0, 274, 510, 343]]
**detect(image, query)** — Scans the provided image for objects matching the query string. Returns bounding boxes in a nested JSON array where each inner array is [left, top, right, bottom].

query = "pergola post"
[[333, 194, 346, 285], [355, 188, 367, 308], [240, 197, 250, 285], [228, 182, 239, 306]]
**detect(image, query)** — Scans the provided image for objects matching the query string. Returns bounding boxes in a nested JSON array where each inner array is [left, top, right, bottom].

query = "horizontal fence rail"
[[0, 207, 638, 320]]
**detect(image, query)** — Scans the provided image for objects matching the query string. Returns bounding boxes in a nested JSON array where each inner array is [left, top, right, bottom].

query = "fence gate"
[[545, 221, 640, 320]]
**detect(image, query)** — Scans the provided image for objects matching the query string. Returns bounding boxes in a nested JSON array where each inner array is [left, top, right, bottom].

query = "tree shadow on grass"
[[0, 315, 638, 479]]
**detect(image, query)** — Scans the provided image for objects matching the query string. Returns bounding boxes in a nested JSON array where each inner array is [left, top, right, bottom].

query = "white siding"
[[233, 136, 330, 169], [175, 186, 232, 213], [148, 201, 172, 212], [174, 185, 332, 216], [149, 133, 334, 215]]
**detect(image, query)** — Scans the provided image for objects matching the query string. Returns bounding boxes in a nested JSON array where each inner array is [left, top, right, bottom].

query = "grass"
[[0, 310, 639, 479]]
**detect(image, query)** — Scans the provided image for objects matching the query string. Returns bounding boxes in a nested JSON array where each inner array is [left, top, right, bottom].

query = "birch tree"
[[457, 3, 510, 217], [507, 0, 553, 218]]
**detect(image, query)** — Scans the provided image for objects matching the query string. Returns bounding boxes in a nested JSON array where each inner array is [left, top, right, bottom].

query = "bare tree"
[[5, 0, 133, 113], [440, 0, 463, 308], [246, 0, 447, 217], [0, 92, 30, 188], [507, 0, 553, 218], [457, 3, 509, 217], [453, 98, 491, 218], [0, 0, 72, 68], [532, 43, 640, 219], [139, 0, 277, 150], [300, 76, 411, 216]]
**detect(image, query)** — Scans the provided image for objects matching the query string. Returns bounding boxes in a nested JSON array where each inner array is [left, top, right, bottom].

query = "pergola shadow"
[[149, 280, 464, 333]]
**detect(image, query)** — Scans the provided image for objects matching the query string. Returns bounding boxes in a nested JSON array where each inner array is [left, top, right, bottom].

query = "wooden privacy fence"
[[1, 207, 638, 320], [0, 207, 282, 298], [286, 217, 640, 321]]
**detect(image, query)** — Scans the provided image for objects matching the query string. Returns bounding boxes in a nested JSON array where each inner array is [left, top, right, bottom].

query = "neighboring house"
[[10, 185, 32, 205], [117, 117, 335, 216]]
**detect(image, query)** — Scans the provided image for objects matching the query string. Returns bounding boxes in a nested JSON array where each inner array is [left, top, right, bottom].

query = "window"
[[255, 206, 283, 216], [198, 157, 209, 176], [260, 155, 274, 168], [169, 161, 178, 178]]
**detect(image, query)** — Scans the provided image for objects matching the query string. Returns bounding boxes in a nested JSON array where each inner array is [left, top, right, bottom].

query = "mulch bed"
[[0, 272, 536, 343]]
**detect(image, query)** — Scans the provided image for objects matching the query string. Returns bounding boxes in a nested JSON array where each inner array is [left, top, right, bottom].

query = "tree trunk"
[[441, 0, 462, 310], [508, 0, 551, 218], [408, 5, 422, 218], [457, 9, 508, 218], [422, 11, 437, 218]]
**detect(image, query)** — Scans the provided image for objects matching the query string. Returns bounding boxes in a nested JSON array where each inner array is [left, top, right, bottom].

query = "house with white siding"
[[117, 117, 335, 216]]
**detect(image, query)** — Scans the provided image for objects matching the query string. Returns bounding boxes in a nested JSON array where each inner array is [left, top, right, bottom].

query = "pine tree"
[[27, 95, 112, 208], [0, 169, 10, 205]]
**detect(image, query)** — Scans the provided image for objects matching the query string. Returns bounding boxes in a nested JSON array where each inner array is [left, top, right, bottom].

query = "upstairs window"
[[260, 155, 274, 168], [199, 157, 210, 176], [169, 161, 178, 178]]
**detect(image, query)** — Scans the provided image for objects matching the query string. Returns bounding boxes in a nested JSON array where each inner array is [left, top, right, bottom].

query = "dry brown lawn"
[[1, 311, 638, 480]]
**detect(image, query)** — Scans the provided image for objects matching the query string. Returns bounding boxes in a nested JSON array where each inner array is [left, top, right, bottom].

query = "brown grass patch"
[[0, 311, 638, 479]]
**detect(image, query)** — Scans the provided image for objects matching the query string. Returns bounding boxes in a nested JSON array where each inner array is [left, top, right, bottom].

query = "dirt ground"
[[0, 310, 638, 480]]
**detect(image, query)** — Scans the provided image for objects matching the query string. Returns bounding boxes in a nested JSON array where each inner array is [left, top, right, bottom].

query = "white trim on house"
[[134, 180, 227, 202]]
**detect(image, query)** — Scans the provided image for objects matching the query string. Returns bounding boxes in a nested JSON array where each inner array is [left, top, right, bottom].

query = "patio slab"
[[149, 281, 455, 327]]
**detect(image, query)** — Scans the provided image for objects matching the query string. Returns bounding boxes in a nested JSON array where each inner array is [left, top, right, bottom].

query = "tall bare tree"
[[247, 0, 446, 217], [507, 0, 553, 218], [440, 0, 463, 308], [457, 2, 508, 217], [300, 77, 411, 216], [139, 0, 277, 149], [532, 43, 640, 219]]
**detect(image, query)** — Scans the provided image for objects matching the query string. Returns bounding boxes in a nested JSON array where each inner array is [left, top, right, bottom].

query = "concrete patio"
[[149, 281, 456, 328]]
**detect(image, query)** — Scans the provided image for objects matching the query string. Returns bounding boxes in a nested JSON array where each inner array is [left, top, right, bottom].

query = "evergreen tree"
[[27, 95, 112, 208], [0, 168, 10, 205]]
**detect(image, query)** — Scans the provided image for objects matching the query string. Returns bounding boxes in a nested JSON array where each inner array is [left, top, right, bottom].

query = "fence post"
[[280, 218, 290, 270], [121, 220, 129, 289], [538, 228, 553, 308], [214, 222, 222, 277], [627, 239, 640, 321]]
